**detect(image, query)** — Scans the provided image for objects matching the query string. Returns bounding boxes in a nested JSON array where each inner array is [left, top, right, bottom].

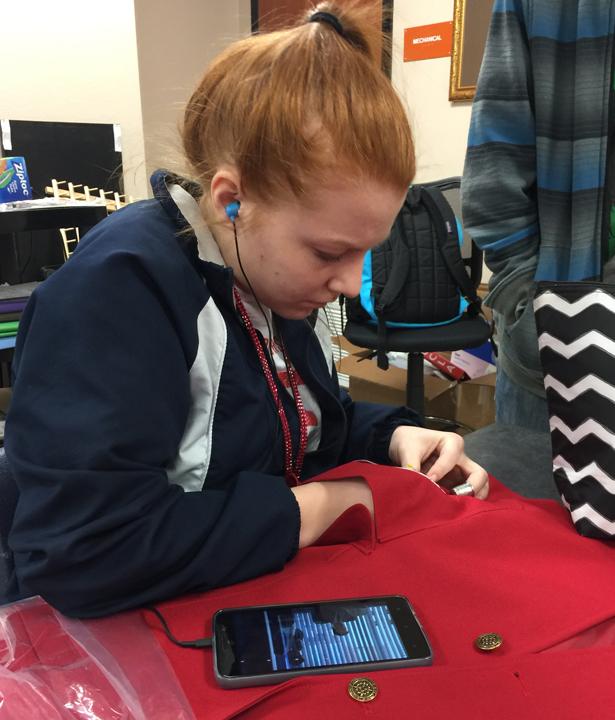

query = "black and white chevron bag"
[[534, 281, 615, 539]]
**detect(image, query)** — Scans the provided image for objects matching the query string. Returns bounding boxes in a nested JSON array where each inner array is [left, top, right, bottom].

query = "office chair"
[[343, 177, 492, 427], [463, 424, 557, 499], [0, 447, 19, 604]]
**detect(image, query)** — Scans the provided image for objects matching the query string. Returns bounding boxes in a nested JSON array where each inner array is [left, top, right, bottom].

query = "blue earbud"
[[225, 201, 240, 223]]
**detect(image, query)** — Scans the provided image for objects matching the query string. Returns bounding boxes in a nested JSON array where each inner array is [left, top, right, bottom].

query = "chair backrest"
[[0, 447, 18, 603]]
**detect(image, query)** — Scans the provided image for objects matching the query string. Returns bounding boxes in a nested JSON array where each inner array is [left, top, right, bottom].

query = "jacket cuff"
[[286, 488, 302, 561], [367, 408, 423, 465]]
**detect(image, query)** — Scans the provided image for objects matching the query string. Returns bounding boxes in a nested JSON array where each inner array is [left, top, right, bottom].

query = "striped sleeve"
[[461, 0, 539, 321]]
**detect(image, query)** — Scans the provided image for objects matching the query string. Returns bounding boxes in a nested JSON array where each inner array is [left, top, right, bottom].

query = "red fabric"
[[145, 462, 615, 719], [0, 601, 135, 717], [312, 502, 374, 547], [0, 599, 195, 719]]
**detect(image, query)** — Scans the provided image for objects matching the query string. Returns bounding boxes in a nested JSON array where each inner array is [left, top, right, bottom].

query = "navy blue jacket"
[[5, 172, 419, 617]]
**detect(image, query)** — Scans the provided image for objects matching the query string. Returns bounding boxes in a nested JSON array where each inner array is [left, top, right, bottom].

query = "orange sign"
[[404, 21, 453, 62]]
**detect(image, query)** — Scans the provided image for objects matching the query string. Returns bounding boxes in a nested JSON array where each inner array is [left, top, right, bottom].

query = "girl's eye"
[[314, 250, 343, 263]]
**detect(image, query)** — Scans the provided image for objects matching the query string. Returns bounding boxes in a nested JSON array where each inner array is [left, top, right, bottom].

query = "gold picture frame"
[[449, 0, 495, 102]]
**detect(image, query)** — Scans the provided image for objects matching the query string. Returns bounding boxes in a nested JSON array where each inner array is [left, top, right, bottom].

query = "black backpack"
[[343, 179, 482, 369]]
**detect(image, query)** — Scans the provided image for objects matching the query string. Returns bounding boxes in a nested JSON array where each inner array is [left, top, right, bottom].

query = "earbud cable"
[[144, 606, 212, 649], [232, 218, 284, 454], [232, 220, 275, 350]]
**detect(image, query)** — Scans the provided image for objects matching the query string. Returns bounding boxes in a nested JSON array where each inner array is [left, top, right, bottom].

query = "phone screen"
[[213, 595, 431, 683]]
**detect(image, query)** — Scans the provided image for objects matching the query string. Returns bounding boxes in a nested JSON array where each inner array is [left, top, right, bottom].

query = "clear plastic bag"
[[0, 596, 196, 720]]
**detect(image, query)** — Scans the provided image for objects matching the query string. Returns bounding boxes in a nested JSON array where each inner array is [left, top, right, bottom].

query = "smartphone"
[[212, 594, 432, 688]]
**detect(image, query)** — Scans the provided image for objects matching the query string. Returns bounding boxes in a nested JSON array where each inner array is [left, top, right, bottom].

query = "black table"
[[0, 202, 107, 234], [0, 202, 108, 284]]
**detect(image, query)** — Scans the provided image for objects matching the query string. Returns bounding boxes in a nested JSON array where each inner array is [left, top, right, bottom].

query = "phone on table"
[[212, 594, 432, 688]]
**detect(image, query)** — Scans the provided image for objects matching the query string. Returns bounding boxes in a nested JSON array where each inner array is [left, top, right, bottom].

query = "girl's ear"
[[210, 167, 242, 223]]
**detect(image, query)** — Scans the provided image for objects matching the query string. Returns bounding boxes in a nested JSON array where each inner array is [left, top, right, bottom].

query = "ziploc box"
[[0, 156, 32, 203]]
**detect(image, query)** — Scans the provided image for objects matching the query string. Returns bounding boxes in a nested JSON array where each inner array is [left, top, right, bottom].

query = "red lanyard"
[[233, 288, 308, 485]]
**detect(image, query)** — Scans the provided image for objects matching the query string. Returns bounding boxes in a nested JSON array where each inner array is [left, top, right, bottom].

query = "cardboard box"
[[433, 373, 495, 429], [336, 338, 495, 430]]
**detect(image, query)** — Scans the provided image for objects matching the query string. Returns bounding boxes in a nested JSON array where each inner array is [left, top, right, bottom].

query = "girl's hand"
[[388, 426, 489, 499]]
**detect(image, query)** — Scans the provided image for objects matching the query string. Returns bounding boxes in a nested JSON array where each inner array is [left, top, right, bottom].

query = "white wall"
[[0, 0, 251, 200], [133, 0, 250, 187], [392, 0, 472, 184], [0, 1, 147, 198], [392, 0, 491, 281]]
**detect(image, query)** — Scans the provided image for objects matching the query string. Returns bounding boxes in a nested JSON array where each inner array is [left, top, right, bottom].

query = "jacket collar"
[[151, 169, 236, 308], [151, 169, 202, 231]]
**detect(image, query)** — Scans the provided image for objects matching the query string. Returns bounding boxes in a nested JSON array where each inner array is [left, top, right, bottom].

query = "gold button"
[[475, 633, 503, 652], [348, 677, 378, 702]]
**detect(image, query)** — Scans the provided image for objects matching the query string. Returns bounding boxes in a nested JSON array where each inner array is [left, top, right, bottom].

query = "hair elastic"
[[309, 11, 345, 38]]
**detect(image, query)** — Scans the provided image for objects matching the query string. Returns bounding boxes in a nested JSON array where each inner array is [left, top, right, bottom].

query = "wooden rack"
[[45, 179, 135, 213]]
